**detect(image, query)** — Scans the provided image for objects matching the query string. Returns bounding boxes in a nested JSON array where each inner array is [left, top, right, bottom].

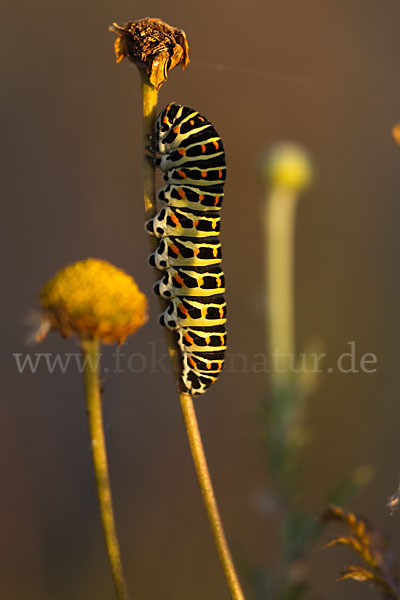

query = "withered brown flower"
[[110, 18, 189, 90]]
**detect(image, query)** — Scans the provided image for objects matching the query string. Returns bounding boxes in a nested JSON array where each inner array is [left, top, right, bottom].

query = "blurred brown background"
[[2, 0, 400, 598]]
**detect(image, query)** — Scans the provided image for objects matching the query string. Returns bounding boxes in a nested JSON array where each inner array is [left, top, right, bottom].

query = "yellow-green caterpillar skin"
[[146, 104, 227, 395]]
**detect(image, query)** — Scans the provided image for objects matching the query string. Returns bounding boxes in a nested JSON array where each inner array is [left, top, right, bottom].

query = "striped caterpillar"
[[145, 103, 227, 395]]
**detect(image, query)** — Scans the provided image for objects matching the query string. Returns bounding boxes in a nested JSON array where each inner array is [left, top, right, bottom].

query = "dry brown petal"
[[110, 18, 189, 90]]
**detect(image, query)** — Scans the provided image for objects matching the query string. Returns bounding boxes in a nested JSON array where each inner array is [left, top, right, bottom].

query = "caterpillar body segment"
[[145, 206, 220, 239], [156, 144, 225, 172], [148, 236, 222, 270], [149, 103, 227, 396], [158, 184, 224, 211], [163, 165, 226, 187], [182, 351, 225, 374], [176, 325, 227, 353], [159, 295, 227, 330], [154, 265, 225, 298]]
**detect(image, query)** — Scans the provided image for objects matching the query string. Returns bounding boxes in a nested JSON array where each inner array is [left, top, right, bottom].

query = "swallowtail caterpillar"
[[146, 104, 226, 395]]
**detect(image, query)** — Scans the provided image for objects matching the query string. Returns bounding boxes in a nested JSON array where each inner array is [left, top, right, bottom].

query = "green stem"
[[81, 337, 130, 600], [140, 73, 245, 600], [180, 392, 246, 600], [264, 186, 298, 393]]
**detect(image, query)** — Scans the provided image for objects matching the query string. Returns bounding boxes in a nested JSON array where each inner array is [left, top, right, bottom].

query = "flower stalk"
[[264, 185, 298, 394], [38, 259, 148, 600], [82, 337, 130, 600], [180, 392, 245, 600]]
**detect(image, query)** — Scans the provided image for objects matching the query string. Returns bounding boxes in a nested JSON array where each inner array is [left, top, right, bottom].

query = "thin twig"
[[180, 392, 246, 600], [82, 337, 130, 600]]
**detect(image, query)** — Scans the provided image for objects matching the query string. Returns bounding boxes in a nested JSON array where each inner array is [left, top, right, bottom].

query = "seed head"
[[39, 258, 148, 344], [110, 18, 189, 90]]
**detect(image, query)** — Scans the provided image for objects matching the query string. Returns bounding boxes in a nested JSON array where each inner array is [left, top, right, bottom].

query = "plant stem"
[[180, 392, 246, 600], [140, 72, 181, 375], [141, 73, 159, 222], [81, 337, 130, 600], [140, 73, 245, 600], [264, 186, 298, 393]]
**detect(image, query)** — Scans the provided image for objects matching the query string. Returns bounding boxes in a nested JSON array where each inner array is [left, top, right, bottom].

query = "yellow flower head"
[[39, 259, 148, 344], [261, 143, 314, 192]]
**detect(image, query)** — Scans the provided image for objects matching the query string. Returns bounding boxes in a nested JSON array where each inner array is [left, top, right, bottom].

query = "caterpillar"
[[145, 103, 227, 396]]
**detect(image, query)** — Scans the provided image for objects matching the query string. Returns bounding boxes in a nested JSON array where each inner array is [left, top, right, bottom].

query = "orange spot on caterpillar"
[[216, 277, 222, 288], [163, 116, 168, 124], [205, 336, 211, 344], [199, 195, 205, 202], [185, 333, 195, 344], [177, 170, 187, 178], [197, 277, 204, 286], [178, 148, 186, 156], [193, 247, 200, 256], [201, 144, 206, 153], [218, 170, 223, 179], [213, 141, 219, 149], [220, 335, 225, 345], [190, 119, 195, 125], [207, 363, 212, 370], [173, 126, 180, 134], [178, 188, 186, 198], [214, 197, 220, 206], [193, 220, 199, 227], [170, 213, 181, 227], [179, 304, 189, 318], [189, 357, 197, 368], [174, 275, 184, 285], [170, 244, 180, 255], [219, 307, 224, 318], [198, 117, 205, 122], [201, 171, 207, 178]]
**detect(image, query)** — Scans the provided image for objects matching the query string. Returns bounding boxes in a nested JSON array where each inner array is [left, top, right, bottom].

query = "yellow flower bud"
[[261, 143, 314, 192], [39, 258, 148, 344]]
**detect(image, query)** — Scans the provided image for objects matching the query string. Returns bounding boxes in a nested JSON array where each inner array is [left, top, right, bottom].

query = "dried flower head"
[[110, 18, 189, 90], [38, 258, 148, 344], [261, 143, 314, 192]]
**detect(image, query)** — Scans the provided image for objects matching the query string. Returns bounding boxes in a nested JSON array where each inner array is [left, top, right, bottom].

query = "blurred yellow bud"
[[261, 143, 314, 192], [39, 258, 148, 344]]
